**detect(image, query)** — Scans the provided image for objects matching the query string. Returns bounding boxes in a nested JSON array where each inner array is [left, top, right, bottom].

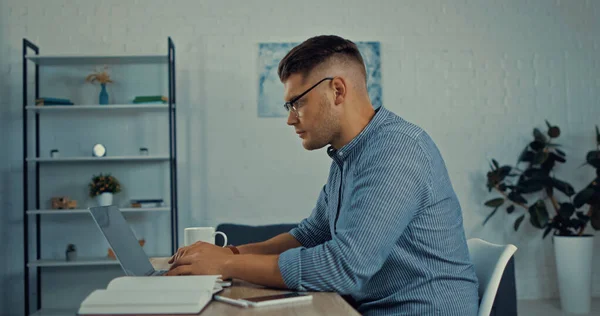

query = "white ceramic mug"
[[184, 227, 228, 247]]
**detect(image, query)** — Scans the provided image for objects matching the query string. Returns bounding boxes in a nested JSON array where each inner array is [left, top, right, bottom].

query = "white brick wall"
[[1, 0, 600, 313]]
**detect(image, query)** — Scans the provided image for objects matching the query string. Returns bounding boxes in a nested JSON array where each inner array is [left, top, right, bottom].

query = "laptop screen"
[[89, 205, 155, 276]]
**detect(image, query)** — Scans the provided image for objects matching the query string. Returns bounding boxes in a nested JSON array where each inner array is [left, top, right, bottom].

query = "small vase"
[[96, 192, 113, 206], [99, 83, 109, 105]]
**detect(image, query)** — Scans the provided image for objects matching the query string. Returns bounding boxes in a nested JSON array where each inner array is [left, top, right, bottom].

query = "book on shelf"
[[130, 198, 165, 208], [133, 95, 168, 104], [78, 275, 224, 315], [35, 97, 74, 106]]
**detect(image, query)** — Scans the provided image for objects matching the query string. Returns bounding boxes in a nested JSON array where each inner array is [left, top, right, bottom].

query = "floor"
[[518, 298, 600, 316]]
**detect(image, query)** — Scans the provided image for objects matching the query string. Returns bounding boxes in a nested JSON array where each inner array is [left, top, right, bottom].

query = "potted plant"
[[89, 173, 121, 206], [86, 65, 114, 105], [483, 122, 600, 314]]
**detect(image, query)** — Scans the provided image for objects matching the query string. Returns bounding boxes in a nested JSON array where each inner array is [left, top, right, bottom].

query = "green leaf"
[[547, 143, 562, 147], [514, 215, 525, 231], [483, 206, 500, 226], [533, 128, 547, 143], [484, 198, 505, 207], [586, 150, 600, 168], [545, 120, 552, 129], [492, 159, 499, 170], [508, 192, 528, 205], [528, 200, 549, 229], [534, 151, 549, 165], [591, 204, 600, 230], [519, 150, 535, 163], [552, 178, 576, 196], [530, 141, 545, 151], [596, 125, 600, 147], [517, 179, 546, 193], [558, 203, 575, 219], [551, 152, 566, 163], [498, 166, 512, 178], [576, 211, 590, 222], [555, 148, 566, 157], [543, 226, 553, 239], [574, 187, 595, 208], [506, 205, 515, 214]]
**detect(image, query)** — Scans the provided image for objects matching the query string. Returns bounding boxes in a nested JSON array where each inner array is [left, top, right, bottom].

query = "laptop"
[[88, 205, 168, 276]]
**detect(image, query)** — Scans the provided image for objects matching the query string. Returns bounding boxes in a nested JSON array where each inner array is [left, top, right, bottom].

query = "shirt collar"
[[327, 106, 388, 161]]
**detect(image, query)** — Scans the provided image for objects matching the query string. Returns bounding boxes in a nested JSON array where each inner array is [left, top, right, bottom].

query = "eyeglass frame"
[[283, 77, 334, 117]]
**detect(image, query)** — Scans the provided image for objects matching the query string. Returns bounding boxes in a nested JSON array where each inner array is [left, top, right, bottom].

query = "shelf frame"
[[25, 54, 168, 66], [26, 207, 170, 215], [26, 155, 170, 163], [25, 104, 170, 112]]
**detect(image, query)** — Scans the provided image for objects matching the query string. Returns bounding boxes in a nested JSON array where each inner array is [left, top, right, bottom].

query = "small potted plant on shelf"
[[85, 65, 114, 105], [482, 121, 600, 314], [89, 173, 122, 206]]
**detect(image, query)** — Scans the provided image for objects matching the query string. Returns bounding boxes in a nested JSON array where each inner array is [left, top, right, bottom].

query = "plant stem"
[[549, 195, 560, 216], [494, 185, 529, 210]]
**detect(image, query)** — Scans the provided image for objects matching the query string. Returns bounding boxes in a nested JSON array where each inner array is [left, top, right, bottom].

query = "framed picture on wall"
[[257, 41, 381, 117]]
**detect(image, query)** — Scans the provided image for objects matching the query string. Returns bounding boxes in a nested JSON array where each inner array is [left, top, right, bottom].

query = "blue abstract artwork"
[[258, 41, 381, 117]]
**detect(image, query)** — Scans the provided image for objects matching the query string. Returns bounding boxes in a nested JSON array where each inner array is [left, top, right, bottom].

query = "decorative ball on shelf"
[[92, 144, 106, 157]]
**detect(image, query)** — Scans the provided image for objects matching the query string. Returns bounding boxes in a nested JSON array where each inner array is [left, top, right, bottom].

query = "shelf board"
[[26, 104, 170, 112], [30, 308, 78, 316], [27, 207, 170, 215], [26, 155, 170, 163], [28, 254, 169, 268], [26, 54, 168, 65], [27, 257, 120, 268]]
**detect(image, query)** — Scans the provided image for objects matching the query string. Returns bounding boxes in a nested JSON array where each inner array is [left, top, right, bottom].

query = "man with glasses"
[[167, 35, 479, 316]]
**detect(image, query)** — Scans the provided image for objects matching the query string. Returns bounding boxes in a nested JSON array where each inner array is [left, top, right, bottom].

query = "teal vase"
[[99, 83, 109, 105]]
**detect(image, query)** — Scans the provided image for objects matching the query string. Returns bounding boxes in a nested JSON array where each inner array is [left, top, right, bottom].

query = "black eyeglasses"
[[283, 77, 334, 118]]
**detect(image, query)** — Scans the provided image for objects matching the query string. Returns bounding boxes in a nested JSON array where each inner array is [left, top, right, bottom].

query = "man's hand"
[[166, 242, 234, 277], [167, 242, 288, 289], [168, 241, 233, 264]]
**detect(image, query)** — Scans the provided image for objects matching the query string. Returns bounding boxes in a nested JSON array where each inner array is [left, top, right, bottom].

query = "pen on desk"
[[213, 295, 249, 308]]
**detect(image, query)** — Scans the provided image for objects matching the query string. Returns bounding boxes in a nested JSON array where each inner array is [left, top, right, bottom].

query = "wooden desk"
[[150, 257, 360, 316]]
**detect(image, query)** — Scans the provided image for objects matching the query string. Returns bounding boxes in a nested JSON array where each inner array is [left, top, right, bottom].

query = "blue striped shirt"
[[278, 106, 479, 315]]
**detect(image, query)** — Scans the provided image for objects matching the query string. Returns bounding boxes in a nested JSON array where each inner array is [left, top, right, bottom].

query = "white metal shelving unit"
[[22, 37, 179, 316]]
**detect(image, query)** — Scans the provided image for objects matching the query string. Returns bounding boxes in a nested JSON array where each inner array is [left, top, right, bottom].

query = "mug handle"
[[213, 231, 228, 247]]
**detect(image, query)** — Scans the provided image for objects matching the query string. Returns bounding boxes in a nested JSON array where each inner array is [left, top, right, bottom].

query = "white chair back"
[[467, 238, 517, 316]]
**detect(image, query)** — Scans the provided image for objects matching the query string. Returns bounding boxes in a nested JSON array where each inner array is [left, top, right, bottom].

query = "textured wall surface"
[[1, 0, 599, 314]]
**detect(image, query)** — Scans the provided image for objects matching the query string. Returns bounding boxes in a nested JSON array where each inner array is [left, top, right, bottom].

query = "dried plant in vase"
[[85, 65, 114, 105]]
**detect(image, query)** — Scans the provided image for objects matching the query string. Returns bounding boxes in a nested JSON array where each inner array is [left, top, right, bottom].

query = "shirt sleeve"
[[278, 135, 432, 293], [288, 184, 332, 249]]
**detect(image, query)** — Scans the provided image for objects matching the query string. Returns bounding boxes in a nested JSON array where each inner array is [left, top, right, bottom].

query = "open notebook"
[[78, 275, 223, 315]]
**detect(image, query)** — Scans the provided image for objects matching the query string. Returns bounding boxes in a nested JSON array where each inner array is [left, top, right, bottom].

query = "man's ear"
[[332, 77, 346, 106]]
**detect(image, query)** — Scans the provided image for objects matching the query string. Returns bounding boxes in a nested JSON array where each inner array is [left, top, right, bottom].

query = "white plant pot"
[[553, 235, 594, 314], [96, 192, 114, 206]]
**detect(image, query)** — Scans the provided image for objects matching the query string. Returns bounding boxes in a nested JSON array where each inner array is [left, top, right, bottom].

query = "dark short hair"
[[277, 35, 366, 83]]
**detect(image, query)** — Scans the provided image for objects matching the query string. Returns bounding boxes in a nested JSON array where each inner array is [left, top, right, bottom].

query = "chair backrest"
[[215, 223, 298, 246], [467, 238, 517, 316]]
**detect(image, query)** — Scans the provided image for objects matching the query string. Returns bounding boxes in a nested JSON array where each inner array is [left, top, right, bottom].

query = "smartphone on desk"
[[214, 292, 312, 308]]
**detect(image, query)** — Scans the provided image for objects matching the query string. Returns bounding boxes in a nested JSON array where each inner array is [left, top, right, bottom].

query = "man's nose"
[[286, 110, 298, 126]]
